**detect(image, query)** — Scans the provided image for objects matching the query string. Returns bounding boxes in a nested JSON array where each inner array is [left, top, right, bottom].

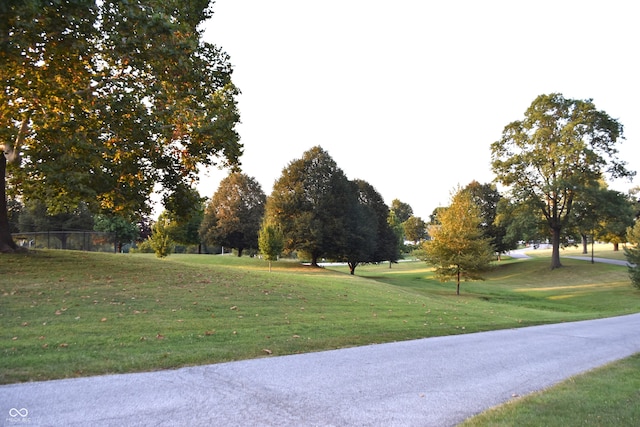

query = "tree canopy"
[[199, 172, 265, 256], [390, 199, 413, 223], [423, 188, 494, 295], [403, 215, 427, 244], [258, 221, 284, 272], [265, 146, 354, 266], [624, 221, 640, 290], [491, 93, 634, 269], [343, 179, 400, 275], [0, 0, 241, 252], [462, 181, 517, 257]]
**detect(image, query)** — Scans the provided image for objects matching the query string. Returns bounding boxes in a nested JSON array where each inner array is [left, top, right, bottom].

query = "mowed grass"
[[527, 242, 629, 261], [460, 353, 640, 426], [1, 249, 638, 385]]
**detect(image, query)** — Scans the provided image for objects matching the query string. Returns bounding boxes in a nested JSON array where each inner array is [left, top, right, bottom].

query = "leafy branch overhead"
[[0, 1, 242, 252]]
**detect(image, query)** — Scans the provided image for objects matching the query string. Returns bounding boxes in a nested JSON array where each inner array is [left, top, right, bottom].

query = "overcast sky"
[[198, 0, 639, 219]]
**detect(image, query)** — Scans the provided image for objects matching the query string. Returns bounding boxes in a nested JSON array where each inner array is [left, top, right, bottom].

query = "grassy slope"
[[1, 249, 638, 384]]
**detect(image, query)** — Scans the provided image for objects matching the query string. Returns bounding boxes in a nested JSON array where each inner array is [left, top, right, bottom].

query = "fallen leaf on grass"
[[205, 330, 215, 336], [263, 349, 272, 355], [101, 317, 108, 322], [156, 334, 165, 339]]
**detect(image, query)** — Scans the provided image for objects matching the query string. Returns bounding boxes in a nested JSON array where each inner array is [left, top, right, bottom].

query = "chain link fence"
[[11, 231, 117, 253]]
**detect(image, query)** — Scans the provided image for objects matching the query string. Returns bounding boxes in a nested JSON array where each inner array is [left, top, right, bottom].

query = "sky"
[[197, 0, 640, 219]]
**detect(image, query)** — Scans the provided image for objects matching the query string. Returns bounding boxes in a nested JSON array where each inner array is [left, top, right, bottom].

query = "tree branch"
[[1, 116, 29, 164]]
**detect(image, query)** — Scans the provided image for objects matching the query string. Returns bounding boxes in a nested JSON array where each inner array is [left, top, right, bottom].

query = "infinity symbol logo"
[[9, 408, 28, 417]]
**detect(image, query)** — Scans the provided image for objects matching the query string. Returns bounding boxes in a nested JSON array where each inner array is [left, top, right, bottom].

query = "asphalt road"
[[2, 313, 640, 427]]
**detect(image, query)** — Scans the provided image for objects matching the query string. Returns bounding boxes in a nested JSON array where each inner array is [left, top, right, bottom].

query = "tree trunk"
[[237, 247, 243, 257], [613, 242, 619, 251], [348, 262, 356, 275], [581, 234, 588, 254], [551, 227, 563, 269], [456, 266, 461, 296], [0, 154, 18, 253]]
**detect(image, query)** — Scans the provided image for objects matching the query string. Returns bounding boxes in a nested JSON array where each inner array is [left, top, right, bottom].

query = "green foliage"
[[0, 0, 241, 251], [18, 200, 94, 233], [491, 93, 634, 269], [624, 221, 640, 289], [150, 215, 175, 258], [94, 214, 140, 251], [199, 173, 265, 256], [387, 210, 406, 252], [424, 189, 495, 295], [403, 215, 427, 244], [265, 147, 399, 272], [129, 239, 154, 254], [462, 181, 516, 255], [163, 187, 205, 248], [390, 199, 413, 223], [343, 179, 399, 274], [265, 146, 353, 266], [572, 183, 635, 252], [258, 221, 284, 271]]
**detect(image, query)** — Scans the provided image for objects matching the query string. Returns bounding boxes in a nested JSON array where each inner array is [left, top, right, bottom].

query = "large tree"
[[343, 179, 399, 275], [462, 181, 517, 258], [0, 1, 241, 252], [265, 146, 353, 266], [423, 188, 494, 295], [491, 93, 634, 269], [199, 172, 265, 256], [390, 199, 413, 224], [571, 183, 635, 254], [403, 215, 427, 244]]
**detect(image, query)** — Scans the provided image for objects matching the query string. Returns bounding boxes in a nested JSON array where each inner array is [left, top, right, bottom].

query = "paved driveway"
[[2, 313, 640, 426]]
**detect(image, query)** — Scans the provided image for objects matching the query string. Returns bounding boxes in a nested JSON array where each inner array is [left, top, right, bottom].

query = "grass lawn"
[[526, 242, 629, 261], [1, 249, 638, 385], [460, 353, 640, 426]]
